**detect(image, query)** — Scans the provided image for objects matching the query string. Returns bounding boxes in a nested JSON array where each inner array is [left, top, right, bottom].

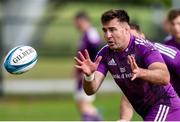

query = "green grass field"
[[0, 93, 142, 121], [3, 57, 142, 120], [3, 56, 141, 121]]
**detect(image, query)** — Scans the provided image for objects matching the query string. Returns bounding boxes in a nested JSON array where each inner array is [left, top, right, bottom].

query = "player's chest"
[[107, 55, 134, 80]]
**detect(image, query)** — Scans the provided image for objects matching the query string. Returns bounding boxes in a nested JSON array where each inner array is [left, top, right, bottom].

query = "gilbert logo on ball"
[[3, 46, 38, 74]]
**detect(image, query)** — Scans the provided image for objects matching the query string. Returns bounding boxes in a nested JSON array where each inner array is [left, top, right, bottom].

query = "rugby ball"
[[3, 46, 38, 74]]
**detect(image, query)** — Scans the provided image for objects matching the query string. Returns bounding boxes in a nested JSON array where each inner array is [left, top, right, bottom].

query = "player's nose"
[[105, 31, 112, 39]]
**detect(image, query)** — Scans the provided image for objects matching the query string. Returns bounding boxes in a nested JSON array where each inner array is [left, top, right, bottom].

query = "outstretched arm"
[[83, 71, 105, 95], [74, 49, 105, 95], [128, 55, 170, 85]]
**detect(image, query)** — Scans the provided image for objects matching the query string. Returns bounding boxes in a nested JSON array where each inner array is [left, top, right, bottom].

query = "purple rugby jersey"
[[164, 35, 180, 50], [96, 35, 180, 119], [154, 42, 180, 97], [76, 27, 102, 90], [78, 27, 102, 60]]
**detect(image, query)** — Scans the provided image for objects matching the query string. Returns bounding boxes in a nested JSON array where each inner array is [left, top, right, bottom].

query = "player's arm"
[[119, 95, 133, 121], [74, 49, 104, 95], [128, 55, 170, 85], [83, 71, 105, 95]]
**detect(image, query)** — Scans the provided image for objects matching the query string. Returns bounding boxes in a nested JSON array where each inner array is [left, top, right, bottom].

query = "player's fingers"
[[131, 56, 138, 68], [131, 74, 136, 81], [95, 56, 102, 64], [129, 55, 137, 69], [78, 51, 85, 61], [74, 65, 82, 69], [84, 49, 90, 59], [128, 55, 134, 69], [128, 55, 132, 64], [74, 57, 83, 65]]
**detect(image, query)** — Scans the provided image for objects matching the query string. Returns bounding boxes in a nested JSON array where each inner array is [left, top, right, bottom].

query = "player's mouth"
[[108, 41, 114, 46]]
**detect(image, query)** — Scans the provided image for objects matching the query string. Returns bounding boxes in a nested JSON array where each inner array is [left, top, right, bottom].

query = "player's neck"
[[116, 34, 131, 52]]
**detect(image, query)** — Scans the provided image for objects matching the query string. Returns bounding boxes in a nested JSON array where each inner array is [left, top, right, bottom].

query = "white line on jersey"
[[154, 43, 177, 59], [154, 104, 169, 122]]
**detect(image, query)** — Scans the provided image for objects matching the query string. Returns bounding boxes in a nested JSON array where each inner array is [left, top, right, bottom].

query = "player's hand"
[[128, 55, 142, 81], [74, 49, 102, 76]]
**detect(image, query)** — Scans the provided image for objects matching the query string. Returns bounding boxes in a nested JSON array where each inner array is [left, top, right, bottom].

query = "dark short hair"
[[168, 9, 180, 22], [74, 11, 90, 21], [101, 9, 130, 24], [129, 23, 141, 32]]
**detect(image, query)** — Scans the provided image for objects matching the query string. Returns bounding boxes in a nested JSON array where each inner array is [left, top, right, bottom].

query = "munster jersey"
[[96, 35, 180, 118], [164, 35, 180, 50], [154, 42, 180, 97]]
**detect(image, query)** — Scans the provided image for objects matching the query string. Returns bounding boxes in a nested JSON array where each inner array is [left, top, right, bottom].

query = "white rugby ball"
[[3, 46, 38, 74]]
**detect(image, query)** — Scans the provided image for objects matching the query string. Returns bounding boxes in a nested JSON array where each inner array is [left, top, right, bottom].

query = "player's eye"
[[102, 28, 107, 33], [109, 27, 116, 32]]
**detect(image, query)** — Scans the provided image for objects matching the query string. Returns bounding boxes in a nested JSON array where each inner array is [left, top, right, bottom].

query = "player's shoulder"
[[154, 42, 176, 50], [133, 37, 154, 48], [154, 43, 180, 62], [97, 44, 109, 55], [154, 42, 178, 54]]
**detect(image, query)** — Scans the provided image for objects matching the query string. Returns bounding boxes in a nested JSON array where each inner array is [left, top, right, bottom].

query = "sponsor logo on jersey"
[[108, 58, 117, 66]]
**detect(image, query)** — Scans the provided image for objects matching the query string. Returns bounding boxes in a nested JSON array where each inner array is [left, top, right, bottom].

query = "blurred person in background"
[[117, 22, 180, 121], [73, 11, 103, 121], [162, 16, 171, 35], [74, 9, 180, 121], [164, 9, 180, 50]]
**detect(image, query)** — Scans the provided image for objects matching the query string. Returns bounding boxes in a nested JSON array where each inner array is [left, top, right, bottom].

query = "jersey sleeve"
[[144, 49, 165, 67], [95, 46, 108, 76], [135, 39, 165, 67], [154, 43, 180, 77]]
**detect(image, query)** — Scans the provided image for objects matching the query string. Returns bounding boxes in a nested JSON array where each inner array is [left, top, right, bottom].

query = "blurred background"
[[0, 0, 179, 121]]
